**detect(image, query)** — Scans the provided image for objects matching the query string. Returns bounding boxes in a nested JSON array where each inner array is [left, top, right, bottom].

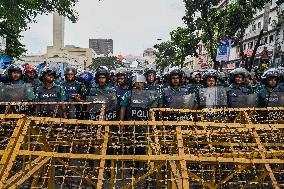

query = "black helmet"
[[169, 69, 183, 77], [144, 68, 156, 77], [261, 68, 280, 83], [95, 68, 109, 81], [7, 65, 24, 75], [168, 69, 183, 84], [65, 66, 77, 75], [202, 69, 220, 80], [40, 67, 58, 81], [116, 71, 126, 77], [110, 70, 116, 77], [229, 68, 249, 83], [191, 71, 201, 80]]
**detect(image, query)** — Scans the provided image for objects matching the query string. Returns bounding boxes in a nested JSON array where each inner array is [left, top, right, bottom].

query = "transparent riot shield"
[[167, 93, 196, 109], [0, 83, 34, 102], [199, 87, 227, 109], [87, 92, 118, 120], [267, 92, 284, 108], [130, 89, 161, 109], [0, 83, 35, 114], [128, 89, 160, 121], [229, 94, 257, 108]]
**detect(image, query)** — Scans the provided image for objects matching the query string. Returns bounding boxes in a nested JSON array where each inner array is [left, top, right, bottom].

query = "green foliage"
[[154, 27, 199, 71], [88, 56, 124, 71], [183, 0, 282, 68], [0, 0, 79, 58]]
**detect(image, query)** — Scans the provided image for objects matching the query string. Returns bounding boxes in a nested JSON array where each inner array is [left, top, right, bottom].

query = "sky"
[[21, 0, 186, 56]]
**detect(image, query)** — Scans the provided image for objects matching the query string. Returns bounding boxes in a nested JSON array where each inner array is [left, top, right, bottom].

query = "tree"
[[154, 41, 176, 72], [183, 0, 283, 69], [0, 0, 79, 58], [154, 27, 199, 72], [88, 56, 124, 71]]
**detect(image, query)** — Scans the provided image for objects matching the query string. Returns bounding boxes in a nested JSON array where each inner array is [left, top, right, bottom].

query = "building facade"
[[89, 39, 113, 56], [228, 0, 284, 68]]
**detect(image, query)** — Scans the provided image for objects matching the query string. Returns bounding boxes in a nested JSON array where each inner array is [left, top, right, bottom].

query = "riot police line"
[[0, 64, 283, 121]]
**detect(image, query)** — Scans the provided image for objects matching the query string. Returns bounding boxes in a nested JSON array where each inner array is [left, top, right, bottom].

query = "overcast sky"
[[22, 0, 185, 56]]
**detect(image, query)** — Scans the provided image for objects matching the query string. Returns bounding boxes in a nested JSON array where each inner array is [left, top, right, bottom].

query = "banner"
[[216, 39, 231, 62]]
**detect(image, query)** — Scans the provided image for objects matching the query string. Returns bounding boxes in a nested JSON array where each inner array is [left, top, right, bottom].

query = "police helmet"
[[202, 69, 220, 80], [169, 69, 183, 78], [95, 68, 109, 81], [261, 68, 280, 83], [96, 66, 109, 72], [65, 66, 77, 75], [77, 71, 94, 84], [24, 65, 36, 73], [132, 74, 146, 84], [110, 70, 116, 77], [8, 64, 24, 75], [191, 71, 201, 79], [144, 68, 156, 77], [40, 67, 58, 81], [116, 71, 126, 77], [229, 68, 249, 83]]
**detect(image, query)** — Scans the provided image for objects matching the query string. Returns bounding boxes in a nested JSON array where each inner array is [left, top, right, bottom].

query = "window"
[[252, 24, 256, 31], [269, 17, 272, 24], [250, 42, 254, 49], [269, 35, 274, 43], [244, 44, 247, 50], [264, 36, 268, 44], [258, 22, 262, 29]]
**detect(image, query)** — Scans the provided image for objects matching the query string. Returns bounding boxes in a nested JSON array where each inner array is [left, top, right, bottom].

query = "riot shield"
[[87, 92, 118, 121], [127, 89, 160, 121], [229, 94, 257, 108], [199, 87, 227, 108], [130, 89, 160, 109], [267, 92, 284, 107], [86, 92, 117, 113], [167, 94, 196, 109], [0, 83, 34, 102]]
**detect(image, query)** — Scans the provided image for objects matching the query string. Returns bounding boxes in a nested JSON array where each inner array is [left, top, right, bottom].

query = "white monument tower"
[[53, 12, 65, 50]]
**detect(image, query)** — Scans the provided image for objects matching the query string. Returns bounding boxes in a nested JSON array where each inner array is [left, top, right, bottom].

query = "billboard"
[[216, 39, 231, 62]]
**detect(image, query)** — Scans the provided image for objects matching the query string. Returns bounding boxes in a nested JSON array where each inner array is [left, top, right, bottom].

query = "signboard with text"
[[216, 39, 231, 62]]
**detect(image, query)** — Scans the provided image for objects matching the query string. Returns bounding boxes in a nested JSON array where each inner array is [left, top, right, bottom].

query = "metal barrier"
[[0, 108, 283, 188]]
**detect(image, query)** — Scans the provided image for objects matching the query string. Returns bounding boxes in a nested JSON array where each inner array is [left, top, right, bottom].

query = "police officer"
[[2, 65, 35, 113], [227, 68, 251, 108], [115, 71, 130, 110], [23, 65, 41, 90], [257, 68, 282, 108], [88, 68, 117, 121], [34, 67, 67, 117], [120, 74, 160, 179], [162, 69, 190, 108], [63, 67, 86, 102], [187, 71, 202, 95], [77, 70, 94, 96], [199, 69, 227, 109], [6, 65, 25, 85], [62, 67, 86, 119], [109, 70, 117, 87], [120, 74, 161, 120], [144, 68, 159, 90]]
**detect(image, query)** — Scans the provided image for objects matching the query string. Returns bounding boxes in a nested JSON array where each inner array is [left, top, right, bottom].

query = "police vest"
[[63, 81, 81, 100], [38, 85, 62, 102], [87, 87, 118, 121], [227, 86, 251, 108], [164, 87, 188, 108], [127, 89, 159, 121]]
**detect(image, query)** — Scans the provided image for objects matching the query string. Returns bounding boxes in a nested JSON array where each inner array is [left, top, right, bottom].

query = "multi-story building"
[[89, 39, 113, 56], [227, 0, 284, 68]]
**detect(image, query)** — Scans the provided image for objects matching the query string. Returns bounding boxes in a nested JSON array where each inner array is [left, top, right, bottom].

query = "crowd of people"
[[0, 63, 283, 121]]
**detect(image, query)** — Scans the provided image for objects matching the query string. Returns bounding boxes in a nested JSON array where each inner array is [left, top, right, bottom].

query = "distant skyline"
[[22, 0, 185, 56]]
